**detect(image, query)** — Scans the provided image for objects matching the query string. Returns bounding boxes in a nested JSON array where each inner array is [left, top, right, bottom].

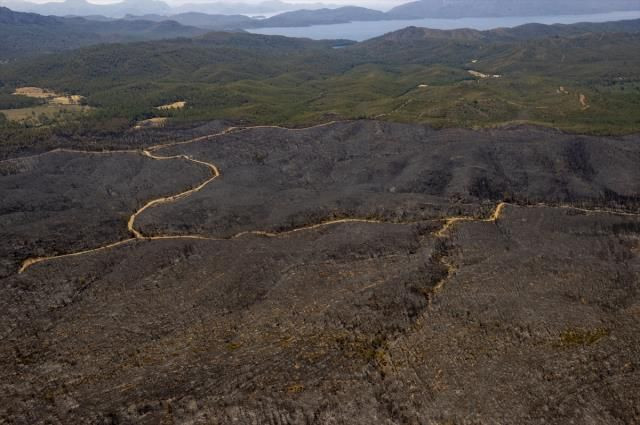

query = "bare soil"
[[155, 101, 187, 110]]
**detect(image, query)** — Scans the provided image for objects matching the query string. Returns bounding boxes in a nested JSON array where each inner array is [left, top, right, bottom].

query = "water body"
[[248, 10, 640, 41]]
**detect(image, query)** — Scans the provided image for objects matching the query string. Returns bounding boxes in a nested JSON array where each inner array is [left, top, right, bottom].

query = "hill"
[[1, 13, 640, 424], [365, 19, 640, 43], [0, 18, 639, 140], [1, 121, 640, 423], [250, 6, 385, 27], [123, 12, 254, 30], [122, 6, 388, 31], [4, 0, 640, 23], [172, 0, 341, 15], [0, 0, 172, 17], [387, 0, 640, 19], [0, 6, 207, 59], [0, 0, 342, 18]]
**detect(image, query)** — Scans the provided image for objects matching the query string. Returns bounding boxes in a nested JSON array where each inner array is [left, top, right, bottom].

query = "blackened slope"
[[137, 121, 640, 238]]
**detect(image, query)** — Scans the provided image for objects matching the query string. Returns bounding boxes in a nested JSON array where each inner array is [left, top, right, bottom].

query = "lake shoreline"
[[248, 10, 640, 41]]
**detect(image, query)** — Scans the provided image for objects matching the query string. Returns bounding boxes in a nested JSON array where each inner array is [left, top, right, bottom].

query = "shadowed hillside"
[[0, 6, 206, 59]]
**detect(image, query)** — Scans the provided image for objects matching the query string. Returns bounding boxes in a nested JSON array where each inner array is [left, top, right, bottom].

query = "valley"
[[1, 5, 639, 424], [2, 19, 640, 144]]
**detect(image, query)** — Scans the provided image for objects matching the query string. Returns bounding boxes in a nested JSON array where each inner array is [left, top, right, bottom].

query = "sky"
[[22, 0, 409, 6]]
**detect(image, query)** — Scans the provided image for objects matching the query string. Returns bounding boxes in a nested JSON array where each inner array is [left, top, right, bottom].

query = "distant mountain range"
[[2, 0, 640, 60], [0, 6, 206, 59], [0, 0, 172, 17], [171, 0, 342, 16], [364, 19, 640, 43], [1, 6, 376, 60], [248, 6, 385, 27], [0, 0, 342, 18], [386, 0, 640, 20], [2, 0, 639, 32], [120, 7, 385, 30], [118, 0, 640, 31], [121, 12, 255, 30], [2, 0, 640, 21]]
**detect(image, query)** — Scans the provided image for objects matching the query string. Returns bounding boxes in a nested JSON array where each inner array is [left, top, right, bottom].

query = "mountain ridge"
[[0, 0, 342, 18], [2, 18, 639, 134], [0, 6, 207, 59], [387, 0, 640, 19], [3, 0, 640, 23], [366, 18, 640, 43]]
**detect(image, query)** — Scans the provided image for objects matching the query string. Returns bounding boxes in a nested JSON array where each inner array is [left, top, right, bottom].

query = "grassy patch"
[[287, 384, 304, 394], [0, 104, 91, 126], [556, 328, 609, 347]]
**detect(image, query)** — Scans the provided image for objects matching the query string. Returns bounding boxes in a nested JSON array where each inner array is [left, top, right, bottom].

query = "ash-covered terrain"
[[1, 121, 639, 424]]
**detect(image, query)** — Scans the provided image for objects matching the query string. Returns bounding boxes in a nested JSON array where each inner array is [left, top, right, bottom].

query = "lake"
[[247, 10, 640, 41]]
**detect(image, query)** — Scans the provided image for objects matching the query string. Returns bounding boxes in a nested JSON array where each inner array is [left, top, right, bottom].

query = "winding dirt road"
[[128, 150, 221, 239], [13, 121, 383, 274], [430, 202, 506, 297], [13, 122, 640, 278]]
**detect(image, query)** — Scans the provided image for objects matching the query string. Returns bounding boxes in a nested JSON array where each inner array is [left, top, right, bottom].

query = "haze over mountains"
[[0, 0, 638, 53], [0, 0, 342, 17], [1, 0, 639, 20], [3, 0, 640, 59], [387, 0, 640, 19], [0, 6, 207, 59]]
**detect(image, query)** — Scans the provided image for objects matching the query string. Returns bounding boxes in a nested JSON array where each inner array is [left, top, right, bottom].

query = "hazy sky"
[[22, 0, 409, 6]]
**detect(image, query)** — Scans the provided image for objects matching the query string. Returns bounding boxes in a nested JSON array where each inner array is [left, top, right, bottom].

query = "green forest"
[[1, 21, 640, 144]]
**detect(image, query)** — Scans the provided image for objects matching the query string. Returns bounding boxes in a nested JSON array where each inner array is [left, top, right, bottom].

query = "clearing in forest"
[[134, 117, 169, 130], [156, 101, 187, 110], [3, 87, 88, 124], [468, 70, 501, 79]]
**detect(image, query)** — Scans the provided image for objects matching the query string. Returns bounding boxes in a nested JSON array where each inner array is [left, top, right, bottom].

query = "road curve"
[[15, 123, 640, 274]]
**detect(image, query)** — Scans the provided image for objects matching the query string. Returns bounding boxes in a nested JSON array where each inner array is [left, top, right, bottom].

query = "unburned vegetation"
[[0, 21, 639, 140]]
